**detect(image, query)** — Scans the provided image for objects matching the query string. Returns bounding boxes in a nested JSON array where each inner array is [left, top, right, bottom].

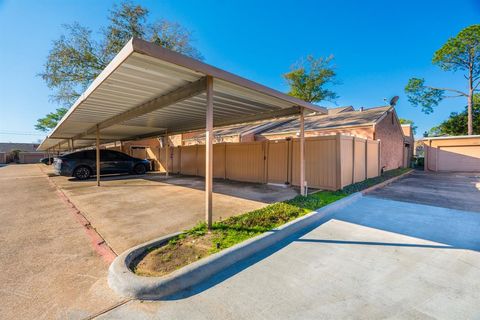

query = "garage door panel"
[[438, 146, 480, 172]]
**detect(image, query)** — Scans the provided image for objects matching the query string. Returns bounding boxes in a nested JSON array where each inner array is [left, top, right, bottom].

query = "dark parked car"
[[54, 149, 150, 180]]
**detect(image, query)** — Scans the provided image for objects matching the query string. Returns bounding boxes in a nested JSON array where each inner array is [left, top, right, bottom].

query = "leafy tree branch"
[[37, 1, 202, 132], [405, 24, 480, 135], [283, 55, 339, 103]]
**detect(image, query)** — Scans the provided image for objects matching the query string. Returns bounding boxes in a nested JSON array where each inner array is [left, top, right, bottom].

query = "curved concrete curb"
[[108, 192, 363, 300]]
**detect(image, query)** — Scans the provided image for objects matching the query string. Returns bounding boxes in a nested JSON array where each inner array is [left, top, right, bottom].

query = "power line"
[[0, 130, 45, 136]]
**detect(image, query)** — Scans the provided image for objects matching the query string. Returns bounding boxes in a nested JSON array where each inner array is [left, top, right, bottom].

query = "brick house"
[[178, 106, 406, 171]]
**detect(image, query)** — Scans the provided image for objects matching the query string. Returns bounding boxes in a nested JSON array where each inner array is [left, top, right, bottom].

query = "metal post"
[[299, 107, 306, 196], [352, 137, 356, 184], [96, 125, 100, 187], [71, 139, 74, 151], [165, 133, 169, 177], [205, 76, 214, 229]]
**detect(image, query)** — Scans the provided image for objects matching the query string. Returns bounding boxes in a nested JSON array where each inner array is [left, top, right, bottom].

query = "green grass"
[[207, 191, 347, 252], [342, 168, 411, 194], [133, 167, 411, 275], [186, 167, 410, 253]]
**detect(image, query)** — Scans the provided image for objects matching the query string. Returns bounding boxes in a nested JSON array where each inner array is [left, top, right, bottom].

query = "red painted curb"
[[40, 165, 117, 263]]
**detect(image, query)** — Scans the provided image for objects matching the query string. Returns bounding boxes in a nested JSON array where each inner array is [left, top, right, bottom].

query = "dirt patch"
[[130, 191, 348, 277], [133, 233, 214, 277]]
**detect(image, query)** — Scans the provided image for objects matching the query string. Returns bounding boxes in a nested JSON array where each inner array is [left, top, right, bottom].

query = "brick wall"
[[256, 126, 374, 141], [374, 111, 405, 170]]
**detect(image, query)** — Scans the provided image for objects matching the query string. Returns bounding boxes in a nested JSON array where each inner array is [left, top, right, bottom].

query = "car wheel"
[[133, 164, 146, 175], [73, 166, 91, 180]]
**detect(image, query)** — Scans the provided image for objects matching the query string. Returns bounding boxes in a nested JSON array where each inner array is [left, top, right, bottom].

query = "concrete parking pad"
[[368, 170, 480, 212], [48, 170, 298, 254], [98, 179, 480, 319], [0, 164, 122, 320]]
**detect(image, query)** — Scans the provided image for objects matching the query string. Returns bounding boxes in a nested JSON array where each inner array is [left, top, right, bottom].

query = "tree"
[[428, 94, 480, 136], [405, 24, 480, 135], [37, 1, 202, 132], [399, 118, 418, 135], [284, 55, 338, 103], [34, 108, 68, 132]]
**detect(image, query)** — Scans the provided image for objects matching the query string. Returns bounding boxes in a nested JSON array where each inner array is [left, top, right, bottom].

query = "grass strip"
[[133, 168, 411, 276]]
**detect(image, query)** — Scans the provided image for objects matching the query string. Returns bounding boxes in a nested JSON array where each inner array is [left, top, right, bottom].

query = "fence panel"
[[267, 140, 289, 184], [171, 147, 181, 173], [152, 147, 162, 172], [180, 145, 198, 175], [292, 136, 338, 190], [340, 136, 354, 188], [158, 147, 172, 173], [366, 141, 379, 178], [197, 145, 206, 177], [225, 142, 265, 183], [213, 143, 226, 179], [353, 138, 366, 183], [158, 134, 380, 190]]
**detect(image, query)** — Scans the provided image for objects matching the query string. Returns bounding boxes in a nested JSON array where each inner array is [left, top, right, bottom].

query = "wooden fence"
[[142, 134, 380, 190]]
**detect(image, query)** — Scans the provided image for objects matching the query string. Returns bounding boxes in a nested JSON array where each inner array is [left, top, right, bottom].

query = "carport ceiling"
[[38, 38, 326, 151]]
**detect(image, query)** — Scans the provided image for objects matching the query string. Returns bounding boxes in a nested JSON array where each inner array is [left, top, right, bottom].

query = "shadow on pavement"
[[160, 195, 480, 300]]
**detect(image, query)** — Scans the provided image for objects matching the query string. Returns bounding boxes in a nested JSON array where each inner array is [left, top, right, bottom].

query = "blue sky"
[[0, 0, 478, 143]]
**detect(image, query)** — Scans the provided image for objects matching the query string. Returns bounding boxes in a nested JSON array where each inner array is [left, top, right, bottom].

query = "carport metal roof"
[[38, 38, 325, 151]]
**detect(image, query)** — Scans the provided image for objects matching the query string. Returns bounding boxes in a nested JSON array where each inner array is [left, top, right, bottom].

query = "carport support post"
[[300, 107, 306, 196], [96, 125, 101, 187], [205, 75, 213, 229], [165, 133, 169, 177]]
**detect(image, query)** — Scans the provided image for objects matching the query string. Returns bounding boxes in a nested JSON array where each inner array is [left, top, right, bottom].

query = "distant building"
[[0, 143, 43, 164], [0, 143, 40, 153]]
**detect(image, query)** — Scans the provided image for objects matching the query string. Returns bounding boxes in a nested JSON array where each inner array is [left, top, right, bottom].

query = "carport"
[[38, 38, 325, 228]]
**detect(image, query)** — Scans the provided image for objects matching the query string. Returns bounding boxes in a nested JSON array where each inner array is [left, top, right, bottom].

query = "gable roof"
[[259, 106, 392, 136], [182, 106, 393, 142], [183, 118, 291, 142], [327, 106, 354, 115]]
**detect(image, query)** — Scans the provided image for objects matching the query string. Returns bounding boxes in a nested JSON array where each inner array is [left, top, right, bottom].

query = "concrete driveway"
[[0, 164, 122, 320], [368, 170, 480, 212], [47, 169, 298, 254], [98, 170, 480, 319]]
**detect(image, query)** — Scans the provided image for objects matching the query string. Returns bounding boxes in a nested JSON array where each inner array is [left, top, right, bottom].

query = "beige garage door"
[[438, 146, 480, 172]]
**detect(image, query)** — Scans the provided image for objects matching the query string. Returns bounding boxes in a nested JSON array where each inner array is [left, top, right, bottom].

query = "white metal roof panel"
[[38, 38, 325, 151]]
